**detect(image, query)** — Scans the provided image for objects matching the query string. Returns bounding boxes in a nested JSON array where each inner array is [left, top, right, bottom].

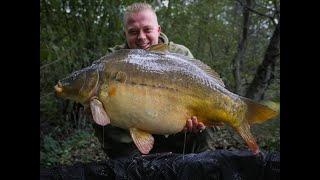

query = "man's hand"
[[183, 116, 206, 133]]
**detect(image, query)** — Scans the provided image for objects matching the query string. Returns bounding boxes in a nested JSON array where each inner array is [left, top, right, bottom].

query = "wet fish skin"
[[54, 44, 278, 155]]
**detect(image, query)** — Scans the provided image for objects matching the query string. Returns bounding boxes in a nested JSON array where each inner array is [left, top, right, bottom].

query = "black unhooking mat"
[[40, 149, 280, 180]]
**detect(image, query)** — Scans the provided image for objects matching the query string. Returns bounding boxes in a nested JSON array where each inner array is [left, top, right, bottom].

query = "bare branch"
[[40, 47, 74, 70], [236, 0, 278, 26]]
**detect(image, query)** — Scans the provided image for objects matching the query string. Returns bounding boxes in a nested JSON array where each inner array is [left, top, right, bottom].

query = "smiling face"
[[123, 9, 161, 49]]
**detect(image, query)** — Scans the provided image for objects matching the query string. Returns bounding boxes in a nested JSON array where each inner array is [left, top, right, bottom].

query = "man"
[[92, 2, 219, 159]]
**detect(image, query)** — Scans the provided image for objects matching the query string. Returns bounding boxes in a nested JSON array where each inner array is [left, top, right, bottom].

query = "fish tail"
[[241, 97, 278, 124], [234, 121, 260, 155]]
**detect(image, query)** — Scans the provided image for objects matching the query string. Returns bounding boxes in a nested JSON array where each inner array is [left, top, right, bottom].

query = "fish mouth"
[[54, 82, 63, 93]]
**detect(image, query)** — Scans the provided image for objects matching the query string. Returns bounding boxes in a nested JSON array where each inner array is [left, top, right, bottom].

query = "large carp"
[[54, 44, 278, 155]]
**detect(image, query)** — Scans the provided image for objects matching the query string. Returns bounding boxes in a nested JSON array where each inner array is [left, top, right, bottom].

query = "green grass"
[[40, 129, 106, 168]]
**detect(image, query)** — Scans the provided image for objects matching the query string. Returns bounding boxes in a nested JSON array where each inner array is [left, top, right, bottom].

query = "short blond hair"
[[123, 2, 158, 27]]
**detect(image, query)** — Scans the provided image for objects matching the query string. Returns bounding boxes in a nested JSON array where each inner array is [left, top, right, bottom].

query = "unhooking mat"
[[40, 149, 280, 180]]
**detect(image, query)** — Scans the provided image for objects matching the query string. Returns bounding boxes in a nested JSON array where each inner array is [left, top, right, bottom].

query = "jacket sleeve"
[[168, 42, 194, 58]]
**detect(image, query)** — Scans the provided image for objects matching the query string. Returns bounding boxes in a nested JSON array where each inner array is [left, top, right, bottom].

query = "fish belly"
[[99, 82, 191, 134]]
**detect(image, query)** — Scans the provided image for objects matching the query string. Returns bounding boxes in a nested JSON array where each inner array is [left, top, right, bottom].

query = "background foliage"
[[40, 0, 280, 168]]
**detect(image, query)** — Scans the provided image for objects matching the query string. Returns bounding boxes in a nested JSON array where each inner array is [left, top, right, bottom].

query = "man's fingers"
[[191, 116, 198, 126], [197, 122, 206, 131], [185, 116, 207, 133], [186, 118, 193, 132], [191, 116, 198, 133]]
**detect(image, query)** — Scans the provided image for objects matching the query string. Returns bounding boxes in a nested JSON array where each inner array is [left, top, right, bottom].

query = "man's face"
[[123, 9, 161, 49]]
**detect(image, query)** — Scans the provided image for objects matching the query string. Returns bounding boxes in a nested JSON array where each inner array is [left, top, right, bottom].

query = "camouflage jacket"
[[93, 32, 218, 159]]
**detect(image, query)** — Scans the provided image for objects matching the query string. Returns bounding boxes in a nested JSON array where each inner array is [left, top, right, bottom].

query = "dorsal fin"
[[187, 58, 225, 87], [148, 44, 225, 87], [146, 44, 169, 53]]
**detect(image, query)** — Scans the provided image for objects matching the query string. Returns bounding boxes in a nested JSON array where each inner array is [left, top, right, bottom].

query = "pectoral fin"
[[90, 97, 110, 126], [129, 127, 154, 154]]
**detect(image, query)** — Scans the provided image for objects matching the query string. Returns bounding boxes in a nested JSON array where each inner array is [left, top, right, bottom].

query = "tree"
[[232, 0, 252, 95], [246, 19, 280, 101]]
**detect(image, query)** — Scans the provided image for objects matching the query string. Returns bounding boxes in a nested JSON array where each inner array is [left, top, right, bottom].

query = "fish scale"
[[54, 44, 278, 155]]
